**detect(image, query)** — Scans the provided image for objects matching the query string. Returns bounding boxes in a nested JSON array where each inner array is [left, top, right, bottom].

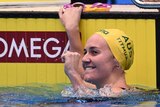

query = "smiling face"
[[82, 34, 117, 88]]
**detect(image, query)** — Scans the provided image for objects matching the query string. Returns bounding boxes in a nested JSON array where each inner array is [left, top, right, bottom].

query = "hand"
[[58, 6, 83, 31], [59, 6, 84, 74], [61, 51, 85, 90], [61, 51, 81, 76]]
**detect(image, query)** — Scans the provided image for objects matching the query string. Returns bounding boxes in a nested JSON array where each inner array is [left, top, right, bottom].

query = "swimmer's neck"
[[96, 73, 129, 90]]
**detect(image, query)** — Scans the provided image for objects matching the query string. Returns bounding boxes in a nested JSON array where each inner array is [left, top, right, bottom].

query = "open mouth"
[[84, 66, 96, 71]]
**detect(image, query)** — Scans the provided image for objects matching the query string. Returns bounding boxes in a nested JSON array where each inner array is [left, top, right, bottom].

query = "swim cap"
[[95, 29, 134, 70]]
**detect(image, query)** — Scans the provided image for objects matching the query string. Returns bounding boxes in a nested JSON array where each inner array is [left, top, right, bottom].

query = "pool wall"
[[0, 11, 158, 88]]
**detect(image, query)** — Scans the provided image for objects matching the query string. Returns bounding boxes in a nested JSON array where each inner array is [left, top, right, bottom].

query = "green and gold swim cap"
[[96, 29, 134, 70]]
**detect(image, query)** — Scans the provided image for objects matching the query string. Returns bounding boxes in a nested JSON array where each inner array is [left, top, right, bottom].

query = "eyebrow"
[[84, 46, 99, 50], [90, 47, 99, 50]]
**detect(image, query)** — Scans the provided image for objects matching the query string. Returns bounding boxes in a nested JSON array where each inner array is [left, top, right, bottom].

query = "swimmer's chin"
[[82, 75, 94, 84]]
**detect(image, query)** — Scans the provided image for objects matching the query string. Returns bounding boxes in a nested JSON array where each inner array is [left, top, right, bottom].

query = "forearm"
[[66, 27, 84, 75], [63, 70, 98, 97], [66, 69, 96, 91], [66, 27, 83, 56], [59, 6, 83, 56], [66, 69, 85, 91]]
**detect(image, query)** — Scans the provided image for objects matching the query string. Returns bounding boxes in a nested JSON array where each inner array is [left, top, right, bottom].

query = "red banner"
[[0, 32, 69, 63]]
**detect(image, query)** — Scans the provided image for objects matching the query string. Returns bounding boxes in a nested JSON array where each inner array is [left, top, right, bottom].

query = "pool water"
[[0, 83, 160, 106]]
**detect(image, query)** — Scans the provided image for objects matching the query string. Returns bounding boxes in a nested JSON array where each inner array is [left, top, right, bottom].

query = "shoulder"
[[99, 86, 126, 97], [126, 86, 145, 92]]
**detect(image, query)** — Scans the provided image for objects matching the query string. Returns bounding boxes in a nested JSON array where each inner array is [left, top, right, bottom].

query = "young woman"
[[59, 6, 135, 97]]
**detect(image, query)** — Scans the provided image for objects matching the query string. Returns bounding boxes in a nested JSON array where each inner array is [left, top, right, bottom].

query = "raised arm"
[[58, 6, 83, 56], [59, 6, 85, 90], [61, 51, 97, 97], [61, 51, 85, 91], [59, 6, 96, 91]]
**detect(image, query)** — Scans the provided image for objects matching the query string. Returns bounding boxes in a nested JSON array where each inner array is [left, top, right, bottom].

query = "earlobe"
[[113, 57, 121, 70], [116, 65, 121, 70], [114, 64, 120, 70]]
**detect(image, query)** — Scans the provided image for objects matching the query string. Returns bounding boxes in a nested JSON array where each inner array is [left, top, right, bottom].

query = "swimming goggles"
[[63, 2, 112, 12]]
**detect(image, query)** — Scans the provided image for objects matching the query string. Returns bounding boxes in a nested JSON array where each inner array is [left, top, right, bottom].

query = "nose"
[[82, 53, 91, 63]]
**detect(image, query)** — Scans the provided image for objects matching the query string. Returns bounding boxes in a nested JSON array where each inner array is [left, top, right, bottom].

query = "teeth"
[[85, 67, 95, 70], [85, 68, 93, 70]]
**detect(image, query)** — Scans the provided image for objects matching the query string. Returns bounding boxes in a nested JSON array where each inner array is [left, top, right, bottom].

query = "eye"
[[90, 50, 99, 56]]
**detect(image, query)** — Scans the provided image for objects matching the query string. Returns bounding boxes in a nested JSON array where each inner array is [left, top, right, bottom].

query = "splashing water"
[[0, 83, 160, 106]]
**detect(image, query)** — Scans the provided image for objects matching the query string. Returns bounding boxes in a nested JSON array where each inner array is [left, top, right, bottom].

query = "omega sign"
[[0, 32, 69, 63]]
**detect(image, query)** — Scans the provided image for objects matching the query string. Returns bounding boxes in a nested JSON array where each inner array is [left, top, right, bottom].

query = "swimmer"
[[59, 6, 136, 97]]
